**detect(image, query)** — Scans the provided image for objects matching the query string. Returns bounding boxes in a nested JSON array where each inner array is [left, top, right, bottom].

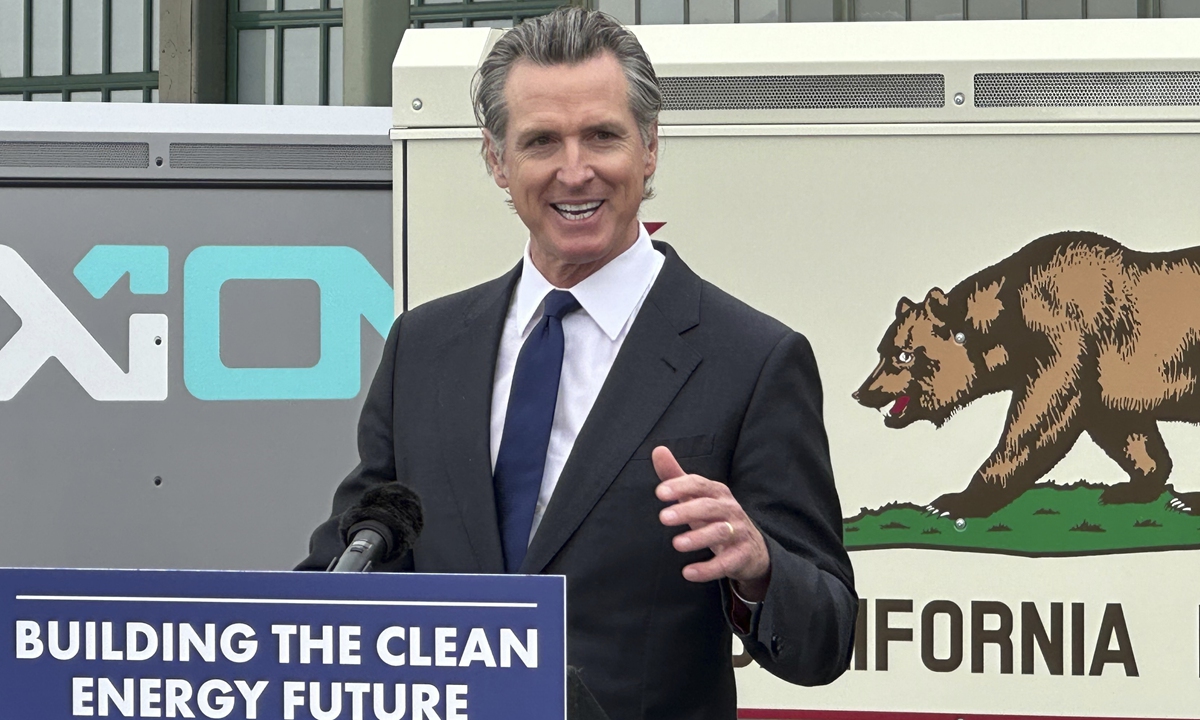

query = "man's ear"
[[482, 130, 509, 189], [643, 121, 658, 178]]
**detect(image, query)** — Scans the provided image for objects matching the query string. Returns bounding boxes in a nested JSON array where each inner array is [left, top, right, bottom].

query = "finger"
[[656, 474, 731, 502], [652, 446, 686, 483], [671, 520, 740, 553], [659, 497, 729, 527], [681, 546, 753, 583]]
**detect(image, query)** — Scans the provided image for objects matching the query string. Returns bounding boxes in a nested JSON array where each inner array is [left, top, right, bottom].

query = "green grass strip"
[[843, 482, 1200, 556]]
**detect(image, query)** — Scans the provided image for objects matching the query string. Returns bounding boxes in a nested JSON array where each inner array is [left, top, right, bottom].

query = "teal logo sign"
[[184, 246, 393, 401], [0, 244, 393, 402]]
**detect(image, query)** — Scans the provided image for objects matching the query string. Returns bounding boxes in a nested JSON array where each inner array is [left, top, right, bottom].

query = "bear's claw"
[[1168, 495, 1197, 514], [930, 487, 1014, 519]]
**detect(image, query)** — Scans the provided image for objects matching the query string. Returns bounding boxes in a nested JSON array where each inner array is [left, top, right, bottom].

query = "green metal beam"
[[411, 0, 581, 23], [23, 0, 32, 79], [144, 0, 154, 73], [229, 9, 343, 26], [0, 72, 159, 93]]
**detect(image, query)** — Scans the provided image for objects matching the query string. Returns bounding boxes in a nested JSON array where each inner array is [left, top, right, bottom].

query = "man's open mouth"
[[879, 395, 910, 417], [552, 200, 603, 221]]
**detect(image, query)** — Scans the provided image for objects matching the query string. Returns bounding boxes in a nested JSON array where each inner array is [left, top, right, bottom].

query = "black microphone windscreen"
[[337, 484, 425, 562]]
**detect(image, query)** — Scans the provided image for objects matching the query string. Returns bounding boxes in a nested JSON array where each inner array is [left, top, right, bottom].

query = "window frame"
[[0, 0, 158, 102], [410, 0, 580, 28], [226, 0, 344, 105], [612, 0, 1158, 21]]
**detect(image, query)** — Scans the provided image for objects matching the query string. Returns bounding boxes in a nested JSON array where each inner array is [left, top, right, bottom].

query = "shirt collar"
[[514, 223, 658, 341]]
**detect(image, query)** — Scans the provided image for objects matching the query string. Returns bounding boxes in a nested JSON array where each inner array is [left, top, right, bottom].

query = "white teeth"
[[552, 201, 602, 220], [556, 201, 601, 212]]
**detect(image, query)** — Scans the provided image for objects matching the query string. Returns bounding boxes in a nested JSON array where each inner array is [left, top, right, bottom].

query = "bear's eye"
[[897, 351, 914, 364]]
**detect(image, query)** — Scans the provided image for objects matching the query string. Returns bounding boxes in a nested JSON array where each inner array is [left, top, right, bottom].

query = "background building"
[[2, 0, 1200, 105]]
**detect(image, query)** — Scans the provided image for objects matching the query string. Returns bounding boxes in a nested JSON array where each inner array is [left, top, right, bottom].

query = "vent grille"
[[170, 143, 391, 171], [0, 141, 149, 168], [660, 74, 946, 111], [975, 71, 1200, 108]]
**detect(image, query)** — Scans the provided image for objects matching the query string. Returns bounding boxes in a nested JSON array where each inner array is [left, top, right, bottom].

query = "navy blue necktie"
[[494, 289, 581, 572]]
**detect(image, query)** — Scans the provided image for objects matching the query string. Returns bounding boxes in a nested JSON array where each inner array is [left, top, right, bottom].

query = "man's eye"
[[595, 131, 613, 140], [897, 351, 914, 363]]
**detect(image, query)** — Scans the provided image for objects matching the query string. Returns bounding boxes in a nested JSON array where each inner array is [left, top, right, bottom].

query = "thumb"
[[652, 446, 686, 483]]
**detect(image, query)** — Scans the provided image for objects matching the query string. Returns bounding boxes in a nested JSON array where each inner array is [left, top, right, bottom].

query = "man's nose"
[[557, 141, 595, 186]]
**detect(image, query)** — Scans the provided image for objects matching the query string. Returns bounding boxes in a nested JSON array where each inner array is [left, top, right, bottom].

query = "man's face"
[[485, 51, 657, 286]]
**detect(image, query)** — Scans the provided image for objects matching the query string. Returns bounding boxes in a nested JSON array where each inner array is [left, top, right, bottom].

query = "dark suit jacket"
[[300, 242, 856, 720]]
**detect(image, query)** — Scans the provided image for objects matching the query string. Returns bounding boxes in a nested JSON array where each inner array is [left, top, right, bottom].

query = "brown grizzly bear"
[[854, 230, 1200, 518]]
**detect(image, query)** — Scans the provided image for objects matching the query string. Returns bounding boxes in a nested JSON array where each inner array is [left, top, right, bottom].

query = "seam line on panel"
[[402, 139, 409, 313]]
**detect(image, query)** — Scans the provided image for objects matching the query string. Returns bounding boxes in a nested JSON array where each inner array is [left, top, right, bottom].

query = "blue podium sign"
[[1, 568, 565, 720]]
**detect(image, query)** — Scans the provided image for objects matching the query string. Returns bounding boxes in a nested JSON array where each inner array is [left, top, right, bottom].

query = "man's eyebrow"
[[513, 122, 627, 145], [511, 128, 553, 147], [585, 122, 626, 135]]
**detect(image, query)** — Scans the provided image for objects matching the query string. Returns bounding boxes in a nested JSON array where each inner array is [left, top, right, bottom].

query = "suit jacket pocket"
[[631, 433, 714, 460]]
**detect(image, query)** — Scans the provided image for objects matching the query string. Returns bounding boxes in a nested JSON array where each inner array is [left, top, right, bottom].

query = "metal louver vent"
[[975, 71, 1200, 108], [0, 141, 149, 168], [660, 74, 946, 111], [170, 143, 391, 171]]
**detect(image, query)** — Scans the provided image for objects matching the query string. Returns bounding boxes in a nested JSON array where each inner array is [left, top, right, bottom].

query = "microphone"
[[330, 484, 424, 573]]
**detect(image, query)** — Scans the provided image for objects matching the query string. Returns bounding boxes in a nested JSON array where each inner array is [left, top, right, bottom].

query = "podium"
[[1, 568, 566, 719]]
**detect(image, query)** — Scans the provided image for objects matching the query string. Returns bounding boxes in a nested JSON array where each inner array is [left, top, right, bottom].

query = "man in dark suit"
[[300, 8, 855, 719]]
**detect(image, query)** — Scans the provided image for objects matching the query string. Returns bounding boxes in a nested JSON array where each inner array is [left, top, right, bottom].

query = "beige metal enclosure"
[[393, 19, 1200, 717]]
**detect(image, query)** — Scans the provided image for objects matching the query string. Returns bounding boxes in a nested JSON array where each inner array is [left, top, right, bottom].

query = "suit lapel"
[[435, 265, 520, 574], [520, 244, 703, 574]]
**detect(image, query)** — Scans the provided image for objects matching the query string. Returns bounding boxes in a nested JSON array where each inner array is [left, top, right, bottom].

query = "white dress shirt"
[[490, 224, 665, 543]]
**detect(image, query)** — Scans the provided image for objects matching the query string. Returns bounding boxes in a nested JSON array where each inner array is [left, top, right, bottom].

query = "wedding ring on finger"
[[723, 521, 735, 538]]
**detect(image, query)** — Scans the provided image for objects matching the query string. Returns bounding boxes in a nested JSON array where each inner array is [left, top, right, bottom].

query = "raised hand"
[[653, 446, 771, 601]]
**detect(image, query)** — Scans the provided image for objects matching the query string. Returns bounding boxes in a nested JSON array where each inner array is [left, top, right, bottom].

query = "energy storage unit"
[[394, 19, 1200, 718]]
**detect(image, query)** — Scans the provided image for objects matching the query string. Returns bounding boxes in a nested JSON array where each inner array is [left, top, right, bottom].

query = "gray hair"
[[472, 7, 662, 165]]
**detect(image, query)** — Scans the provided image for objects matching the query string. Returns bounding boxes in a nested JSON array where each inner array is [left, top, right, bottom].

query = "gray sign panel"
[[0, 105, 394, 572]]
